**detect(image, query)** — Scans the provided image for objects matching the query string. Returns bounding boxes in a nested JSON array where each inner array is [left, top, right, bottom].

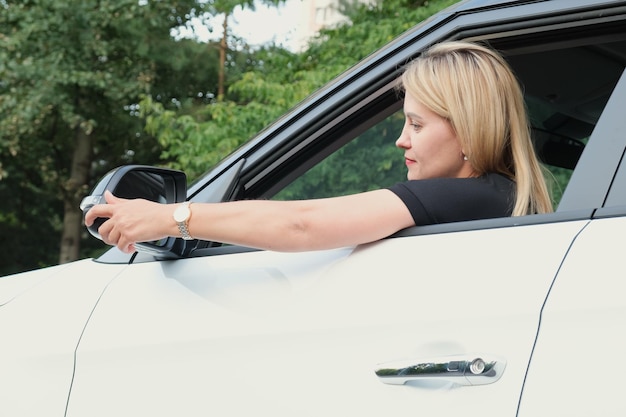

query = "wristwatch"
[[173, 202, 193, 240]]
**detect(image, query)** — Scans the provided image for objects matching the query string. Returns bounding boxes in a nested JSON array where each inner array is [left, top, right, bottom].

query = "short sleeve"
[[387, 174, 515, 226]]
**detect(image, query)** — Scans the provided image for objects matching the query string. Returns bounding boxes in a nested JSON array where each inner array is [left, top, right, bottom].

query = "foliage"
[[144, 0, 459, 180], [0, 0, 216, 274], [142, 45, 307, 175], [304, 0, 457, 73], [275, 111, 407, 200], [546, 166, 573, 209]]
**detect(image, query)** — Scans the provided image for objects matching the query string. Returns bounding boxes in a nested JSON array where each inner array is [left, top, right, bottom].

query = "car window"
[[273, 110, 406, 200], [507, 39, 625, 210], [273, 35, 626, 212]]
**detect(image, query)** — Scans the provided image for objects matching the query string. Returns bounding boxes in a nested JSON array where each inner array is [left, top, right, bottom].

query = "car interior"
[[503, 33, 626, 168]]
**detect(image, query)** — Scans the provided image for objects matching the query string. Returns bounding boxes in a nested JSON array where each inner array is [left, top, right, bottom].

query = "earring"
[[463, 154, 468, 161]]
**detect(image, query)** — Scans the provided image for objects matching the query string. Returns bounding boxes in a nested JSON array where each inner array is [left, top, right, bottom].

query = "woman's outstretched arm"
[[84, 189, 414, 254]]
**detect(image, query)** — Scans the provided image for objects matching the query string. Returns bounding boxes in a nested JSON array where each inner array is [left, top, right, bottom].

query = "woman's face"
[[396, 92, 473, 181]]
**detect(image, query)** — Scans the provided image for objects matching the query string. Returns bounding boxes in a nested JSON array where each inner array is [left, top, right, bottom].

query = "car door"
[[64, 220, 586, 417], [518, 216, 626, 417], [0, 260, 127, 416], [518, 67, 626, 416]]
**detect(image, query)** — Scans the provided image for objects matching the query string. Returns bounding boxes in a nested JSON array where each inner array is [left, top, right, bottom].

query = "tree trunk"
[[218, 14, 228, 101], [59, 127, 93, 264]]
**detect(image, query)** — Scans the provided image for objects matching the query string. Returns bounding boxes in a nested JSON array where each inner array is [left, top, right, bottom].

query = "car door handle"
[[374, 354, 506, 386]]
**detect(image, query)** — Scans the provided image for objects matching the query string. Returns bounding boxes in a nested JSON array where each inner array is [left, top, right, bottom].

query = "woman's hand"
[[84, 191, 174, 253]]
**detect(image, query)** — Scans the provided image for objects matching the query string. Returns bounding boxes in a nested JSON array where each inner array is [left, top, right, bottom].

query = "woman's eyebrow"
[[404, 111, 424, 121]]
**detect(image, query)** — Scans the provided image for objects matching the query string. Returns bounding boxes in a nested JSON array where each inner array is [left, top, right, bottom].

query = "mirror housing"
[[80, 165, 190, 258]]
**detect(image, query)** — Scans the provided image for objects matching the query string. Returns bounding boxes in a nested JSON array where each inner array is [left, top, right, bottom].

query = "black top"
[[387, 173, 515, 226]]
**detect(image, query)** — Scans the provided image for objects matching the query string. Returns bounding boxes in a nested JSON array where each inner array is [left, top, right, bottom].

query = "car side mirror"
[[80, 165, 189, 258]]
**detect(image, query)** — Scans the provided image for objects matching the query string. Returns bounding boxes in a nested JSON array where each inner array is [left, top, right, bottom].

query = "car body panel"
[[0, 260, 126, 416], [65, 221, 586, 416], [0, 263, 72, 306], [519, 216, 626, 416]]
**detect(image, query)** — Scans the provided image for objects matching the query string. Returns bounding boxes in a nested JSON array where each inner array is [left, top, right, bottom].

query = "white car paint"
[[519, 216, 626, 416], [0, 261, 127, 416], [62, 221, 586, 416]]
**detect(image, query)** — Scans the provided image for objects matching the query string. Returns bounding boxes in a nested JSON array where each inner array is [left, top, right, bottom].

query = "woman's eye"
[[410, 122, 421, 132]]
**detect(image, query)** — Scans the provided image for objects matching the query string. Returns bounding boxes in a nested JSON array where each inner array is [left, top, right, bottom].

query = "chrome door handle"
[[374, 354, 506, 386]]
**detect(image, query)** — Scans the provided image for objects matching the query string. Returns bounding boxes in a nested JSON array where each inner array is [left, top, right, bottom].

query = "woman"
[[85, 41, 552, 254]]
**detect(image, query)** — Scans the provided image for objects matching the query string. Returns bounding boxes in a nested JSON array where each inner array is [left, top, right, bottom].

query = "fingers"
[[96, 216, 115, 243], [104, 190, 123, 204], [82, 191, 120, 245], [84, 191, 122, 226], [96, 214, 135, 254], [84, 204, 111, 226], [83, 192, 160, 254], [110, 223, 132, 254]]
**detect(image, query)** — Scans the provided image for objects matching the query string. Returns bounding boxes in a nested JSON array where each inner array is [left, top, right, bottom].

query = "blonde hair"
[[400, 41, 553, 216]]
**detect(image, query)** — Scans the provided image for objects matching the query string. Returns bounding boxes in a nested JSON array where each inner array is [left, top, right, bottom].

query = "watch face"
[[174, 204, 190, 222]]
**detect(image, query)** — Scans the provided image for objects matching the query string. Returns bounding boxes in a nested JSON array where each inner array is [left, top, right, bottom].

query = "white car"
[[2, 0, 626, 415]]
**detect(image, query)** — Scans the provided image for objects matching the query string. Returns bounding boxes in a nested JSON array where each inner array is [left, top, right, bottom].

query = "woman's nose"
[[395, 128, 410, 149]]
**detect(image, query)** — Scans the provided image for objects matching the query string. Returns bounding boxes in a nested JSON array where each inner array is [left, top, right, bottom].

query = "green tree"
[[274, 111, 407, 200], [0, 0, 216, 273], [203, 0, 287, 99], [143, 0, 458, 180], [142, 44, 305, 178]]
